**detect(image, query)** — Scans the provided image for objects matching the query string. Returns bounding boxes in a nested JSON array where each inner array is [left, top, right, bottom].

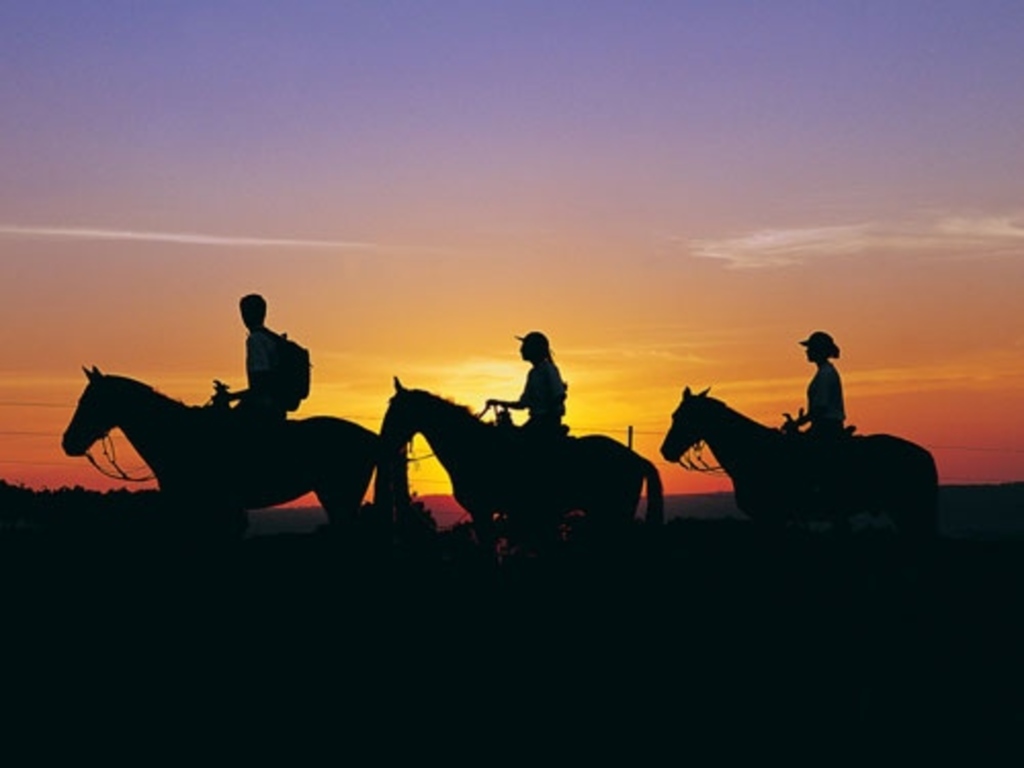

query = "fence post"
[[627, 425, 633, 450]]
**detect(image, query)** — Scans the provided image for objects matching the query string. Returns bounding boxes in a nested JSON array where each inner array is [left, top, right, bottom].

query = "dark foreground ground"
[[2, 498, 1023, 762]]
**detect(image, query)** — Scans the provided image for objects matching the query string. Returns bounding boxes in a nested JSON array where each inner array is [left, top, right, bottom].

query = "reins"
[[398, 399, 509, 466], [85, 432, 155, 483], [675, 441, 725, 474], [403, 441, 435, 465]]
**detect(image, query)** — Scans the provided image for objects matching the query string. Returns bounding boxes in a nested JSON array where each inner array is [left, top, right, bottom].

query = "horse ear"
[[698, 387, 710, 397], [683, 386, 692, 399], [393, 376, 405, 393], [84, 366, 101, 382]]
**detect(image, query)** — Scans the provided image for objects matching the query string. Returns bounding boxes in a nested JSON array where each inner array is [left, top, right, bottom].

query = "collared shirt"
[[520, 360, 567, 419], [807, 361, 845, 423]]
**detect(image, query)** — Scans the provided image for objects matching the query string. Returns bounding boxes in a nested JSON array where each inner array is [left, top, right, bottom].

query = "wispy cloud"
[[688, 213, 1024, 269], [691, 224, 871, 268], [0, 224, 377, 250]]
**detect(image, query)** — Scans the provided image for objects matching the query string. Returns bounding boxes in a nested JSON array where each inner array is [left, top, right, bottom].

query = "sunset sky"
[[2, 2, 1022, 507]]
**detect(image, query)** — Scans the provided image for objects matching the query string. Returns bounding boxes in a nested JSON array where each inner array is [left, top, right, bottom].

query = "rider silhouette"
[[782, 331, 846, 440], [486, 331, 568, 441], [782, 330, 849, 521], [216, 293, 287, 424]]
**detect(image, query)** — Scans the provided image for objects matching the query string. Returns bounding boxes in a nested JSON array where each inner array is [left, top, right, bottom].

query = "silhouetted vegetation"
[[0, 478, 163, 535], [2, 479, 1022, 753]]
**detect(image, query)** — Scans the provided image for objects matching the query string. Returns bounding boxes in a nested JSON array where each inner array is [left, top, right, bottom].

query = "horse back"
[[854, 432, 936, 468], [291, 415, 378, 442], [202, 414, 379, 468], [563, 434, 658, 482]]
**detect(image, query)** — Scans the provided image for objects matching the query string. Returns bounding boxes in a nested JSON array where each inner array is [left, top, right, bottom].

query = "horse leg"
[[581, 468, 649, 545], [224, 505, 249, 541], [469, 510, 503, 559], [161, 492, 247, 550], [884, 485, 938, 567], [313, 450, 374, 525], [201, 498, 249, 543], [317, 484, 371, 538], [318, 488, 361, 528]]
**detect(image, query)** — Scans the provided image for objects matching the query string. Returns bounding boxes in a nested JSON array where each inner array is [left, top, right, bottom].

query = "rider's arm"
[[486, 374, 533, 411], [247, 369, 277, 397], [486, 397, 525, 410]]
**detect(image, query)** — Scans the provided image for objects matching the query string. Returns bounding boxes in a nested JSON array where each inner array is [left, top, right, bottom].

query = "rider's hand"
[[781, 408, 805, 434]]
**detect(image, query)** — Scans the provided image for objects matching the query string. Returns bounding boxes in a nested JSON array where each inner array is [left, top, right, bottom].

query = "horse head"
[[660, 386, 712, 463], [382, 378, 478, 446], [62, 366, 116, 456], [380, 377, 417, 449]]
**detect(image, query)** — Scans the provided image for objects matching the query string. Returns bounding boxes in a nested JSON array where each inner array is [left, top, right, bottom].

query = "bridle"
[[675, 440, 725, 473], [85, 432, 155, 483]]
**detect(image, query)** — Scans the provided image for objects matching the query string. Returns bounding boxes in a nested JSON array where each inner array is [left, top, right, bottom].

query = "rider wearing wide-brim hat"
[[783, 330, 846, 440], [801, 330, 840, 360]]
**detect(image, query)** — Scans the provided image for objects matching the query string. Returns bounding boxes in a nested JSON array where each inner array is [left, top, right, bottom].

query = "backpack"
[[263, 329, 311, 412]]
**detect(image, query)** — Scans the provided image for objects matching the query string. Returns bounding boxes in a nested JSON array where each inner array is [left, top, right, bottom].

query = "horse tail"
[[910, 444, 940, 541], [642, 457, 665, 525], [866, 435, 940, 545], [371, 447, 392, 520]]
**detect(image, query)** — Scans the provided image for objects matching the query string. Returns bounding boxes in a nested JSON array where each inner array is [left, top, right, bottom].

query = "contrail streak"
[[0, 224, 377, 250]]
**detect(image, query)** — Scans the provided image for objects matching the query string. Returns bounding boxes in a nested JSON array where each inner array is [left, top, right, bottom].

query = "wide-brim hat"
[[799, 331, 840, 358], [515, 331, 550, 349], [515, 331, 553, 360]]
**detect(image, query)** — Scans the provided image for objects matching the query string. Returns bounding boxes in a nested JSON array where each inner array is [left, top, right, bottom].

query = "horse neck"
[[107, 379, 190, 470], [408, 395, 485, 475], [700, 401, 778, 476]]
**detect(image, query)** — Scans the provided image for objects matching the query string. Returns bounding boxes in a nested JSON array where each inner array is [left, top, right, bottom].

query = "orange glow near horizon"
[[3, 303, 1021, 508]]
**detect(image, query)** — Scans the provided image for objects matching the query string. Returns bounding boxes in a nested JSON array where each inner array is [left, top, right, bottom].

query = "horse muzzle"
[[61, 432, 89, 457]]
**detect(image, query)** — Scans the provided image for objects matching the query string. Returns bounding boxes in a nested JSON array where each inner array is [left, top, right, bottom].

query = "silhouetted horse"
[[660, 387, 938, 542], [375, 378, 663, 552], [62, 367, 379, 540]]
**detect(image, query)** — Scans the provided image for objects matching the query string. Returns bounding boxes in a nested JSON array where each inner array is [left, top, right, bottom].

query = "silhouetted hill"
[[939, 482, 1024, 538], [658, 483, 1024, 539]]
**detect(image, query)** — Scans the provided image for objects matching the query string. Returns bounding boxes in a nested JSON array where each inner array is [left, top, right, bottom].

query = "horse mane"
[[706, 393, 762, 428], [408, 389, 479, 419], [102, 374, 190, 409]]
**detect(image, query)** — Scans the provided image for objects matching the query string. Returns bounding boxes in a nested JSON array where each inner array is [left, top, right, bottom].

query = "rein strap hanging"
[[677, 441, 725, 474], [85, 433, 155, 483]]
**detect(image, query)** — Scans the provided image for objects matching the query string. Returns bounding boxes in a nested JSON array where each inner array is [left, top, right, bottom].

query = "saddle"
[[203, 397, 286, 453], [495, 419, 570, 444], [488, 419, 569, 482], [781, 431, 861, 517]]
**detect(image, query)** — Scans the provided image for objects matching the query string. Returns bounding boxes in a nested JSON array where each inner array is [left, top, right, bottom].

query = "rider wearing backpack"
[[223, 293, 288, 423]]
